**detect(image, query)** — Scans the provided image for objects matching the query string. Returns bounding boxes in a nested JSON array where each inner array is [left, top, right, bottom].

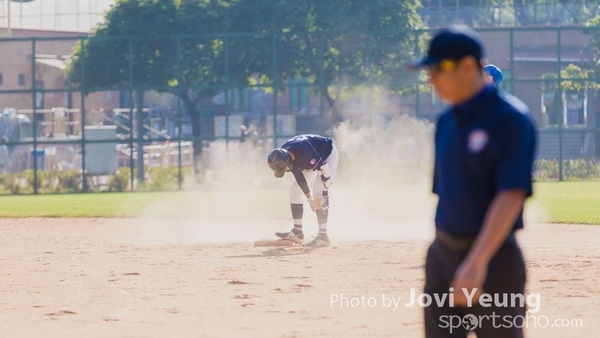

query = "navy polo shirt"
[[432, 86, 537, 237]]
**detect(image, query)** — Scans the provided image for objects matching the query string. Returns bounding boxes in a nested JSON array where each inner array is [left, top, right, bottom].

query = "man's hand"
[[313, 197, 321, 212], [450, 189, 526, 307], [310, 195, 329, 212], [450, 258, 487, 307]]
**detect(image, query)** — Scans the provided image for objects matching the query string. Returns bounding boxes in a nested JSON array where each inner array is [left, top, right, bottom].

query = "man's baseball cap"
[[483, 64, 503, 85], [408, 25, 485, 70]]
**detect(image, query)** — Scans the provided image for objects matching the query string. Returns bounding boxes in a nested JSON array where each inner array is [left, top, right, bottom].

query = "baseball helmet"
[[267, 148, 292, 178], [483, 64, 503, 86]]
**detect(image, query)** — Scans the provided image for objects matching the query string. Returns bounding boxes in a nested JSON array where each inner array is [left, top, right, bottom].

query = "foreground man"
[[409, 25, 537, 338]]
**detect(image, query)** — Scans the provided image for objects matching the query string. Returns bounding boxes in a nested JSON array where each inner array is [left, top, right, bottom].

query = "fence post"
[[366, 33, 372, 122], [415, 31, 421, 119], [509, 28, 515, 95], [224, 35, 230, 149], [319, 36, 325, 117], [80, 38, 88, 192], [135, 93, 145, 185], [557, 28, 564, 181], [272, 33, 278, 147], [128, 37, 135, 190], [455, 0, 459, 23], [176, 36, 183, 190], [31, 38, 38, 194]]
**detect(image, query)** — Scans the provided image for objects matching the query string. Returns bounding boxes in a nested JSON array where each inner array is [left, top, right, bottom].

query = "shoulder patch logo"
[[468, 129, 489, 153]]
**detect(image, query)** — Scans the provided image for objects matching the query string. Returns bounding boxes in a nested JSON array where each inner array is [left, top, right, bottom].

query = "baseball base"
[[253, 238, 297, 247]]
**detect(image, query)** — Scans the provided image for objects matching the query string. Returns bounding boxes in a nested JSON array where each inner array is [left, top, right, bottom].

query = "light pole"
[[7, 0, 10, 36], [7, 0, 36, 37]]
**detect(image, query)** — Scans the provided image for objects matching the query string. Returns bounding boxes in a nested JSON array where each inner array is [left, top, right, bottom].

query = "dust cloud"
[[133, 93, 439, 244], [326, 114, 437, 241]]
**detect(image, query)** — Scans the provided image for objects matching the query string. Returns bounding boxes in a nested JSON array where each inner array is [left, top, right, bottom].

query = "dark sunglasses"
[[426, 59, 458, 74]]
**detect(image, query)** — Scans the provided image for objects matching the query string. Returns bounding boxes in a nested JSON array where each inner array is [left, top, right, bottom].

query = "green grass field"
[[0, 188, 290, 219], [527, 181, 600, 224], [0, 182, 598, 224]]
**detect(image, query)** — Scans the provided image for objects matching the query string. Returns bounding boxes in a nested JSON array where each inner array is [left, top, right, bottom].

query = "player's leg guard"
[[316, 191, 329, 235]]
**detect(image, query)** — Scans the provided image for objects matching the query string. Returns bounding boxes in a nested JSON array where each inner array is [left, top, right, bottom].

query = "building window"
[[18, 73, 25, 86], [563, 91, 587, 126], [0, 74, 3, 85], [541, 74, 559, 126]]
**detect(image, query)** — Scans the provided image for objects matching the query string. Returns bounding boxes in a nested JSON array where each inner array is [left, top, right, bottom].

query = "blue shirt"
[[433, 86, 537, 237], [282, 134, 333, 194]]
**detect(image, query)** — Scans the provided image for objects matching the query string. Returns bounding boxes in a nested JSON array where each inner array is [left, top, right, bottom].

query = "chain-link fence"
[[420, 1, 600, 27], [0, 26, 598, 194]]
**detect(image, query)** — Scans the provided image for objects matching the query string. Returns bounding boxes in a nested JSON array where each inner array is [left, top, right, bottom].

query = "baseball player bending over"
[[267, 134, 339, 247]]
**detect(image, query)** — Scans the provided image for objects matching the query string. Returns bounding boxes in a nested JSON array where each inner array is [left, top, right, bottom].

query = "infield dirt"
[[0, 218, 598, 337]]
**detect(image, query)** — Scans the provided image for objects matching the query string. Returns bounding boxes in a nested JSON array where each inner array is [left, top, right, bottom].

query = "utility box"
[[30, 148, 46, 171], [84, 125, 117, 174]]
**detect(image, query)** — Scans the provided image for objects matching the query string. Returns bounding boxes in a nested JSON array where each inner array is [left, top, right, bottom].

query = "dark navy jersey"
[[282, 134, 333, 194], [433, 86, 537, 237]]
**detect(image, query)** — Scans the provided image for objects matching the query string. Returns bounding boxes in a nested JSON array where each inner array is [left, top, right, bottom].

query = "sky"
[[0, 0, 115, 32]]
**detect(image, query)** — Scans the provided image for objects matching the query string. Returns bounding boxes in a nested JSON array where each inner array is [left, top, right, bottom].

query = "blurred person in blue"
[[483, 64, 503, 88]]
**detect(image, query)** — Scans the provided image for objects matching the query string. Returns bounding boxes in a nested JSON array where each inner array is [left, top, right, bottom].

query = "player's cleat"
[[303, 233, 330, 248], [275, 228, 304, 245]]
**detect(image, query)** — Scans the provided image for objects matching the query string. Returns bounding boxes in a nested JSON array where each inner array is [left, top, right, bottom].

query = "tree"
[[66, 0, 424, 179], [231, 0, 424, 121], [67, 0, 249, 179], [587, 16, 600, 75], [560, 64, 595, 93], [512, 0, 594, 26], [560, 63, 597, 126]]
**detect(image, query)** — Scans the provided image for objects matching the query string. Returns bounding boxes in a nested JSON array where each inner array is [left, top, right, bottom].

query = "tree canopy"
[[232, 0, 424, 108], [587, 15, 600, 82], [66, 0, 424, 151]]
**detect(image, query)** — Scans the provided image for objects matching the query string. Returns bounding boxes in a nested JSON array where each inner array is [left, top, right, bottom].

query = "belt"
[[435, 230, 516, 252]]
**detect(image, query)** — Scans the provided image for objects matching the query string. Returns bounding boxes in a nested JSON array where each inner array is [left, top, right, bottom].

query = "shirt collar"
[[453, 85, 495, 121]]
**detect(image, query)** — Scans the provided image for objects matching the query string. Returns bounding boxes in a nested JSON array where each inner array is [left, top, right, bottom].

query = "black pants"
[[424, 237, 527, 338]]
